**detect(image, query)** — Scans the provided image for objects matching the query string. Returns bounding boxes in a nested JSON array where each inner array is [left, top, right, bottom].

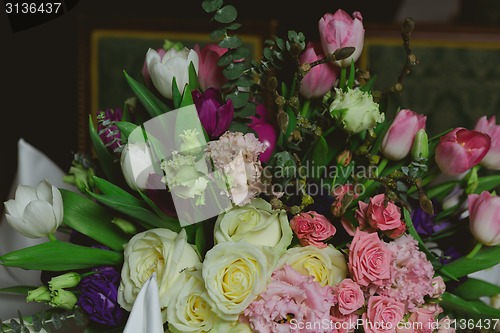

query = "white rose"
[[146, 47, 199, 99], [214, 198, 292, 252], [167, 268, 215, 333], [118, 228, 201, 322], [211, 318, 254, 333], [277, 244, 347, 287], [202, 241, 279, 321], [329, 87, 384, 134], [4, 179, 63, 238]]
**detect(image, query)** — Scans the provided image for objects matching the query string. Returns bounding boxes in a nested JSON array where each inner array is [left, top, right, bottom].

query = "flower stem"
[[48, 233, 57, 242], [300, 100, 311, 119], [466, 242, 483, 259], [339, 67, 347, 90]]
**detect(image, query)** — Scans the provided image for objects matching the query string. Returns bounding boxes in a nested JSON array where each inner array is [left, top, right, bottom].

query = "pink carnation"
[[362, 295, 405, 333], [348, 229, 391, 288], [242, 265, 336, 333], [356, 194, 406, 239], [334, 278, 364, 315], [290, 211, 336, 248], [378, 235, 435, 311]]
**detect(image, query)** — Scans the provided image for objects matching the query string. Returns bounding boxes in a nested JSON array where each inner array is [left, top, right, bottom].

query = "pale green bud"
[[49, 289, 78, 310], [111, 217, 137, 234], [26, 286, 51, 303], [411, 129, 429, 160], [48, 272, 81, 290]]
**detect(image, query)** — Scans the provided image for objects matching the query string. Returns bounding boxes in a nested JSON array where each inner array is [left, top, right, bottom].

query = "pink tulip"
[[249, 104, 277, 163], [474, 115, 500, 170], [194, 44, 227, 91], [468, 191, 500, 246], [318, 10, 364, 67], [435, 128, 491, 175], [382, 109, 427, 161], [299, 42, 339, 99]]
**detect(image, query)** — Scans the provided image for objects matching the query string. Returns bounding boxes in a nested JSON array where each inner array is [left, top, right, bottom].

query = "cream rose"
[[277, 244, 347, 287], [211, 319, 254, 333], [167, 268, 215, 333], [118, 228, 201, 322], [202, 240, 279, 321], [213, 198, 292, 252]]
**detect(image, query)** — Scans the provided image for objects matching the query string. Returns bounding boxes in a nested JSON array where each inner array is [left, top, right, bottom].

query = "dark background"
[[1, 0, 499, 203]]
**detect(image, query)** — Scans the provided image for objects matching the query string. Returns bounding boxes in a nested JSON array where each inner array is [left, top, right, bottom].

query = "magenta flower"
[[192, 88, 234, 139], [194, 43, 228, 91], [318, 10, 364, 67], [97, 108, 123, 153], [435, 128, 491, 175], [468, 191, 500, 246], [299, 42, 339, 99], [474, 115, 500, 170], [249, 104, 277, 163], [381, 109, 427, 161]]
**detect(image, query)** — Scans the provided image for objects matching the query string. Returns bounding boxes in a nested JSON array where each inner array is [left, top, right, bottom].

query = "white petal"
[[187, 50, 199, 71], [51, 186, 64, 225], [4, 199, 21, 218], [36, 179, 53, 202], [146, 48, 160, 71], [14, 185, 38, 211], [5, 214, 44, 238], [23, 200, 59, 236], [150, 63, 172, 99]]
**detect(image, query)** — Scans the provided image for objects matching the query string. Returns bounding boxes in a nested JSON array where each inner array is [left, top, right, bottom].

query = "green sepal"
[[439, 246, 500, 281], [452, 278, 500, 301], [172, 76, 182, 109], [441, 292, 500, 319], [360, 74, 377, 93], [61, 189, 129, 251], [124, 71, 170, 117], [180, 84, 194, 107], [89, 115, 121, 184], [188, 61, 199, 92], [0, 241, 123, 271]]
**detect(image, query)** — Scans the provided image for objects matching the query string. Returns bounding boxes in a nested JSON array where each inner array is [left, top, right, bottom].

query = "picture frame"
[[77, 16, 277, 154], [360, 24, 500, 134]]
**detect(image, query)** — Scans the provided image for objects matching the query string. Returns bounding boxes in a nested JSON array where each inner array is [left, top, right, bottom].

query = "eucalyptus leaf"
[[218, 36, 242, 49], [235, 77, 254, 88], [231, 47, 250, 60], [201, 0, 223, 12], [222, 62, 247, 80], [235, 103, 256, 118], [214, 5, 237, 24], [226, 91, 249, 108], [218, 51, 233, 66], [210, 27, 227, 40], [0, 241, 123, 271], [226, 22, 242, 30]]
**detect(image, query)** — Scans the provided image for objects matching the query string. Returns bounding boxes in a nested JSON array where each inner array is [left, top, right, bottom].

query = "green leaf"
[[231, 47, 250, 60], [89, 116, 121, 184], [0, 286, 36, 295], [440, 246, 500, 280], [214, 5, 237, 24], [475, 175, 500, 193], [201, 0, 223, 12], [180, 84, 194, 107], [137, 190, 175, 222], [235, 76, 254, 88], [61, 189, 130, 251], [87, 192, 181, 232], [222, 62, 247, 80], [360, 74, 377, 93], [172, 76, 182, 109], [195, 224, 206, 259], [453, 278, 500, 300], [218, 51, 233, 66], [92, 176, 145, 206], [426, 181, 459, 200], [0, 241, 123, 271], [441, 292, 500, 319], [188, 61, 199, 91], [124, 71, 169, 117], [403, 208, 441, 266], [218, 36, 242, 49], [228, 121, 250, 133], [226, 22, 242, 30], [347, 60, 356, 89], [311, 136, 328, 173], [114, 121, 138, 139], [210, 27, 227, 40], [235, 103, 256, 118], [226, 91, 249, 109], [284, 106, 297, 138]]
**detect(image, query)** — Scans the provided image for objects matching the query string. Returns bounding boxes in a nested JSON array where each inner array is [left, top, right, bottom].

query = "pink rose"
[[474, 115, 500, 170], [437, 316, 456, 333], [334, 278, 364, 315], [290, 211, 336, 248], [348, 229, 391, 287], [435, 128, 491, 176], [430, 276, 446, 298], [362, 296, 405, 333], [194, 43, 228, 91], [356, 194, 406, 239], [406, 308, 436, 333], [331, 307, 359, 333], [467, 191, 500, 246]]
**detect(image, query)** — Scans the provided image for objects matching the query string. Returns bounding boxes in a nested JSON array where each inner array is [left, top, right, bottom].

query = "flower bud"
[[382, 109, 426, 161], [26, 286, 51, 303], [120, 142, 157, 191], [474, 115, 500, 170], [468, 191, 500, 246], [111, 217, 137, 234], [48, 272, 81, 290], [411, 128, 429, 160], [49, 289, 78, 310], [336, 150, 352, 167], [299, 42, 339, 99]]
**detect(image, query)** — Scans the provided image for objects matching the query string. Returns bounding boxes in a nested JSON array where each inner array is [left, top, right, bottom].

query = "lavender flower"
[[77, 266, 126, 327], [97, 108, 123, 153]]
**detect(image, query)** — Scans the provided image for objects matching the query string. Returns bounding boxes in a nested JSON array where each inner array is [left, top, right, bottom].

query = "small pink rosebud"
[[474, 115, 500, 170], [336, 150, 352, 167], [381, 109, 426, 161], [468, 191, 500, 246], [290, 211, 336, 248], [299, 42, 339, 99], [194, 43, 228, 91], [435, 128, 491, 176], [318, 10, 364, 67]]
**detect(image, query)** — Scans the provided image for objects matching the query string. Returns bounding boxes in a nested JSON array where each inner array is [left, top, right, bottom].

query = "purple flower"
[[97, 108, 123, 153], [411, 202, 450, 237], [77, 266, 126, 326], [192, 88, 234, 139]]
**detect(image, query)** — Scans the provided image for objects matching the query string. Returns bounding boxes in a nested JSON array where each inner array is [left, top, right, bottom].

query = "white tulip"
[[146, 47, 199, 99], [3, 179, 63, 238], [120, 142, 156, 191]]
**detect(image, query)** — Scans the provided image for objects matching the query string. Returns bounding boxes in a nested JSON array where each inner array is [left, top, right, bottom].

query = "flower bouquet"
[[2, 0, 500, 332]]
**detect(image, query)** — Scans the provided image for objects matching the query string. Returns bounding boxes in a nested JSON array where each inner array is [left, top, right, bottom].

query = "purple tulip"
[[474, 115, 500, 170], [299, 42, 339, 99], [77, 266, 126, 326], [249, 104, 277, 163], [192, 88, 234, 139], [319, 9, 364, 67], [97, 108, 123, 153]]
